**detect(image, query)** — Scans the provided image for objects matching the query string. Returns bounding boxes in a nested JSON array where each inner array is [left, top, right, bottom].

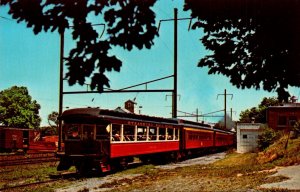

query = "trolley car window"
[[112, 124, 121, 141], [137, 126, 147, 141], [149, 127, 157, 140], [175, 128, 179, 140], [96, 125, 110, 140], [158, 128, 165, 140], [82, 125, 95, 140], [123, 125, 134, 141], [167, 128, 174, 140], [66, 124, 80, 140]]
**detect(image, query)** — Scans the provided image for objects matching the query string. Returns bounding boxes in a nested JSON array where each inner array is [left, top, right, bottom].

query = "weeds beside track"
[[0, 152, 58, 166]]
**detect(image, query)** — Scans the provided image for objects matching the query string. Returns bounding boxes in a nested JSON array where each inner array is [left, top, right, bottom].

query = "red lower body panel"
[[185, 140, 214, 149], [110, 141, 179, 158]]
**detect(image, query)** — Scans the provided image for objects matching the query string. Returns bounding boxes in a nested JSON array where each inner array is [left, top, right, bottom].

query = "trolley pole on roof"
[[172, 8, 178, 119], [58, 31, 64, 151]]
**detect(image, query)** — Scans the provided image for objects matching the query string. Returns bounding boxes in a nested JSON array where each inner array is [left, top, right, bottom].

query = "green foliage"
[[48, 111, 58, 127], [0, 0, 158, 92], [239, 97, 280, 123], [293, 121, 300, 133], [257, 126, 280, 150], [2, 1, 299, 100], [184, 0, 300, 101], [257, 134, 300, 166], [0, 86, 41, 128]]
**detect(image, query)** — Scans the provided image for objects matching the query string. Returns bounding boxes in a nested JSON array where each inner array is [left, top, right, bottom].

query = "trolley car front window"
[[66, 124, 80, 140]]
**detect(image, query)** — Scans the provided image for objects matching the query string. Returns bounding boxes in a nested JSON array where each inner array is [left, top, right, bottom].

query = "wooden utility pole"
[[217, 89, 233, 129], [58, 31, 64, 151], [172, 8, 178, 118]]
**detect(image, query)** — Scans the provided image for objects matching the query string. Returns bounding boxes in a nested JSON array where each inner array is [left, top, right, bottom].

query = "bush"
[[257, 126, 280, 150], [292, 121, 300, 139]]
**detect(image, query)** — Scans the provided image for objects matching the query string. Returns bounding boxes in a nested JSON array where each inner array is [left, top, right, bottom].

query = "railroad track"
[[0, 179, 59, 191], [0, 152, 58, 166], [0, 172, 77, 191]]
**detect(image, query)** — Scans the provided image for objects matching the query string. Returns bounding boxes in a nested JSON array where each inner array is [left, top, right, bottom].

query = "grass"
[[100, 140, 300, 192], [1, 135, 299, 191], [257, 134, 300, 166], [0, 162, 77, 191], [115, 164, 157, 175]]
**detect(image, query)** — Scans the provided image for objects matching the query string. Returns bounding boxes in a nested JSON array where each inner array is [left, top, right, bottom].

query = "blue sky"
[[1, 1, 299, 126]]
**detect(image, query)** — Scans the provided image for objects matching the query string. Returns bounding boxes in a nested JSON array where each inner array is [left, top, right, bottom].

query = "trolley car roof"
[[61, 108, 234, 134]]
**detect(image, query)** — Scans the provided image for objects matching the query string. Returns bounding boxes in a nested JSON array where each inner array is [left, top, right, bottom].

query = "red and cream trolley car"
[[57, 108, 234, 173]]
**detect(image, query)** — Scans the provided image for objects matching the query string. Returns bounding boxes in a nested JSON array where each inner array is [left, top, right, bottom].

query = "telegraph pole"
[[225, 89, 227, 129], [58, 31, 64, 151], [172, 8, 178, 118], [217, 89, 233, 129]]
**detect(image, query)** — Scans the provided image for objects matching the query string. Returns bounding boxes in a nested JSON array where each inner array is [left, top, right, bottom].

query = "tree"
[[48, 111, 59, 128], [257, 125, 280, 150], [2, 1, 300, 100], [0, 0, 158, 92], [184, 0, 300, 101], [239, 97, 280, 123], [45, 111, 59, 135], [39, 126, 57, 136], [0, 86, 41, 128]]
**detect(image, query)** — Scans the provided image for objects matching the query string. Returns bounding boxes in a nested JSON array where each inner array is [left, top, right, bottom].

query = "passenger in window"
[[89, 132, 94, 140], [113, 131, 120, 141], [83, 131, 88, 140], [72, 131, 79, 138], [124, 134, 131, 141], [149, 132, 155, 140], [137, 132, 143, 140]]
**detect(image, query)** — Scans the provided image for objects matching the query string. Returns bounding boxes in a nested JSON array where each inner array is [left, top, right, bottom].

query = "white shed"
[[237, 123, 262, 153]]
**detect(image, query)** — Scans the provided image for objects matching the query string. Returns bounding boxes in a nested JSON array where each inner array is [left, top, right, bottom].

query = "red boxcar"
[[0, 127, 58, 153], [0, 127, 34, 152]]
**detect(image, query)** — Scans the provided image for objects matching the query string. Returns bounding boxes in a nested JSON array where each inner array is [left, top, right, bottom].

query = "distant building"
[[237, 123, 262, 153], [114, 107, 132, 114], [267, 99, 300, 131], [124, 100, 137, 113]]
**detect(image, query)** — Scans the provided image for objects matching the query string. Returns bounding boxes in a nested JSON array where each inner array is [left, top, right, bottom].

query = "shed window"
[[278, 116, 287, 126], [289, 116, 297, 126], [242, 134, 248, 139]]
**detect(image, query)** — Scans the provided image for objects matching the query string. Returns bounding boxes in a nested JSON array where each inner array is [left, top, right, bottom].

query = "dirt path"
[[55, 174, 142, 192], [157, 152, 226, 169], [55, 152, 227, 192], [260, 165, 300, 191]]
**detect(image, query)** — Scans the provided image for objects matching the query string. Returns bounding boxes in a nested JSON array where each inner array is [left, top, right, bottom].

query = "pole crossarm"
[[117, 75, 173, 91], [63, 89, 173, 94], [177, 110, 195, 116], [68, 23, 106, 39], [63, 75, 174, 94], [157, 17, 194, 32], [177, 109, 224, 118], [177, 115, 224, 118]]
